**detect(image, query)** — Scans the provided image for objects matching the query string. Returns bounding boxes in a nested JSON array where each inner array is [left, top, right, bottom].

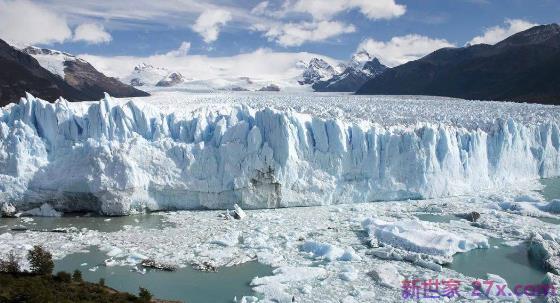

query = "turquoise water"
[[447, 239, 547, 287], [0, 214, 272, 303], [539, 177, 560, 224], [54, 248, 273, 303], [540, 177, 560, 202], [537, 216, 560, 225]]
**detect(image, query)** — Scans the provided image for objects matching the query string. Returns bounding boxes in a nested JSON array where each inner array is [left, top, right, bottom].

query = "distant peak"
[[351, 51, 372, 65], [134, 62, 154, 71], [22, 46, 75, 58], [496, 23, 560, 47]]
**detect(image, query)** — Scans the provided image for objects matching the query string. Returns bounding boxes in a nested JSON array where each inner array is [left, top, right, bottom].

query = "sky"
[[0, 0, 558, 80]]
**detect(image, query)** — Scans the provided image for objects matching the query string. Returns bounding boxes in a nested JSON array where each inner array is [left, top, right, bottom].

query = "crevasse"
[[0, 94, 559, 215]]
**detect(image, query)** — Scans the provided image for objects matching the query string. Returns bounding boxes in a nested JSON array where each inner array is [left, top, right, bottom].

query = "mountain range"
[[357, 24, 560, 104], [0, 40, 148, 107], [1, 23, 560, 105], [126, 63, 186, 87], [299, 51, 387, 92]]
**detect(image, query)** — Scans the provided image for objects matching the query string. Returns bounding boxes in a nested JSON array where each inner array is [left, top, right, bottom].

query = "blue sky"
[[62, 0, 560, 60], [0, 0, 558, 69]]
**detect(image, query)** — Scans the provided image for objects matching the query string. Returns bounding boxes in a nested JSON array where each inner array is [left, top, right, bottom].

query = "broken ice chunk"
[[300, 240, 361, 261], [362, 218, 488, 257], [234, 204, 246, 220]]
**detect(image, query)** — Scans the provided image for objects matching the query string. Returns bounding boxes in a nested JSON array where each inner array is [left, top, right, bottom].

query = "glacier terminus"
[[1, 92, 559, 215]]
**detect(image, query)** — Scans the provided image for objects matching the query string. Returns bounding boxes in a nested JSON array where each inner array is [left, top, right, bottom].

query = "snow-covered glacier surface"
[[1, 91, 560, 215]]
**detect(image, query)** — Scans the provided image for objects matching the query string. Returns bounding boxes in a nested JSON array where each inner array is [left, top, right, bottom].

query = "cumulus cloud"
[[0, 0, 72, 45], [262, 21, 355, 47], [192, 9, 232, 43], [292, 0, 406, 20], [358, 34, 455, 67], [468, 19, 538, 45], [73, 23, 112, 44], [165, 41, 191, 57]]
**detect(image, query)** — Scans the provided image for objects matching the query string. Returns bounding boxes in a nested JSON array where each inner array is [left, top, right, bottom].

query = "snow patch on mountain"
[[22, 46, 82, 78]]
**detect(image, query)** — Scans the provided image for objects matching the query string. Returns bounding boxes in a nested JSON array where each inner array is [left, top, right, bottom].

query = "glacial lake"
[[54, 248, 273, 303], [415, 177, 560, 290], [0, 213, 273, 303], [446, 238, 547, 288], [3, 177, 560, 301], [540, 177, 560, 202]]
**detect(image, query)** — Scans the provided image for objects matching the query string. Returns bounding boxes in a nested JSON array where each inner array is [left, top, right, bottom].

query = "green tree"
[[138, 287, 152, 302], [0, 252, 20, 273], [27, 245, 54, 275], [55, 271, 72, 282], [72, 270, 83, 282], [98, 278, 105, 287]]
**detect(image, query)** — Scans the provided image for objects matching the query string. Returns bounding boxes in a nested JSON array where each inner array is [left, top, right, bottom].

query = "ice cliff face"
[[1, 94, 560, 215]]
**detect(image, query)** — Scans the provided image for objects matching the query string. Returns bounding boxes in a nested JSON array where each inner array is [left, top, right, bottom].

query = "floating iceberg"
[[362, 218, 489, 257], [1, 93, 560, 215]]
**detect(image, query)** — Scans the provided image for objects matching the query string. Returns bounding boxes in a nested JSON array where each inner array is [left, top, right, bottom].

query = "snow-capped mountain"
[[155, 72, 185, 87], [126, 63, 185, 87], [0, 40, 148, 106], [311, 51, 387, 92], [299, 58, 337, 85], [22, 45, 150, 99], [348, 50, 372, 69]]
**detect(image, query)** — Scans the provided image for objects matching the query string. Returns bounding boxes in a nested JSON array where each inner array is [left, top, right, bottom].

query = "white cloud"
[[79, 48, 340, 83], [192, 9, 232, 43], [73, 23, 112, 44], [0, 0, 72, 45], [262, 20, 356, 47], [468, 19, 538, 45], [358, 34, 455, 67], [251, 1, 269, 15], [292, 0, 406, 20], [165, 41, 191, 57], [34, 0, 267, 30]]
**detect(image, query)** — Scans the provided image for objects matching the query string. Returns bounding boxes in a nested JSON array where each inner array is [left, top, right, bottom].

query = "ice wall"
[[1, 94, 559, 215]]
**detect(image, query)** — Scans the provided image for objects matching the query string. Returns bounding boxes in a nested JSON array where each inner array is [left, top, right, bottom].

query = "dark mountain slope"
[[0, 39, 85, 107], [0, 40, 148, 107], [357, 24, 560, 104]]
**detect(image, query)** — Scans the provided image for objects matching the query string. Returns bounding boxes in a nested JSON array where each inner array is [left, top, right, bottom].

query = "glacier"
[[1, 93, 560, 215]]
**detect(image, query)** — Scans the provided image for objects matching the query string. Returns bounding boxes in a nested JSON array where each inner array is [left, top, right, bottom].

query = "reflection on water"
[[0, 213, 174, 233], [55, 248, 273, 303], [447, 239, 547, 287]]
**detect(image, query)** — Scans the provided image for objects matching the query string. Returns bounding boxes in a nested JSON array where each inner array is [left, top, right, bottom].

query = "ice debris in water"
[[0, 202, 17, 217], [234, 204, 246, 220], [368, 263, 402, 289], [300, 241, 361, 261], [22, 203, 61, 217], [362, 217, 489, 257]]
